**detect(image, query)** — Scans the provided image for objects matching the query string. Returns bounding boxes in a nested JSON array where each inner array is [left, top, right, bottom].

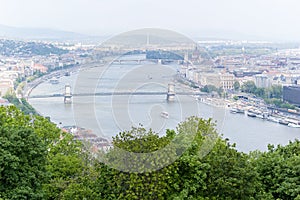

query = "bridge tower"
[[167, 83, 175, 101], [64, 84, 72, 104], [184, 52, 189, 63]]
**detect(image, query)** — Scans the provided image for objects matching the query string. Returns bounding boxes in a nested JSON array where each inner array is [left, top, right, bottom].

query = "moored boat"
[[230, 107, 245, 114], [236, 108, 245, 114], [160, 111, 169, 119], [288, 123, 300, 128], [49, 77, 59, 84], [267, 116, 280, 123], [247, 110, 257, 117], [247, 112, 256, 117], [279, 119, 289, 126], [230, 108, 238, 114], [256, 114, 265, 119]]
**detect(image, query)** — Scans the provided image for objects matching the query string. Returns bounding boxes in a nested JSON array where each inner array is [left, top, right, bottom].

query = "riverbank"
[[23, 65, 81, 98]]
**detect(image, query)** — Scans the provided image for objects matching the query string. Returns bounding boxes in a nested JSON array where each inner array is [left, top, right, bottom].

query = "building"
[[0, 79, 14, 97], [220, 73, 235, 90], [198, 73, 220, 87], [283, 86, 300, 106], [198, 73, 235, 91], [31, 63, 48, 73], [0, 97, 11, 106], [255, 74, 270, 88]]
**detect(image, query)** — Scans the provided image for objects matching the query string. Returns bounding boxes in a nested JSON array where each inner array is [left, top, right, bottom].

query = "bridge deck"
[[28, 91, 206, 99]]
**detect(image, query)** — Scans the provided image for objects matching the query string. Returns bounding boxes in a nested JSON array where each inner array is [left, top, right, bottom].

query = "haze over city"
[[1, 0, 300, 41]]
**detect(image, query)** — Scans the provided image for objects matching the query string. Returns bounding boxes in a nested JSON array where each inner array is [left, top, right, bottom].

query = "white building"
[[0, 78, 14, 97], [255, 74, 270, 88], [220, 73, 235, 90]]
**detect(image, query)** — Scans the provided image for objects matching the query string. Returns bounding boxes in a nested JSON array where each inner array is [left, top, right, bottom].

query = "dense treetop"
[[0, 106, 299, 199]]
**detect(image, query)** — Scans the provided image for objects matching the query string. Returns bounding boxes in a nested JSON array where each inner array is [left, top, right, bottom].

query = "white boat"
[[288, 123, 300, 128], [230, 108, 238, 113], [256, 114, 265, 119], [49, 77, 59, 84], [230, 107, 245, 114], [267, 116, 280, 123], [279, 119, 289, 126], [160, 111, 169, 119], [247, 111, 256, 118]]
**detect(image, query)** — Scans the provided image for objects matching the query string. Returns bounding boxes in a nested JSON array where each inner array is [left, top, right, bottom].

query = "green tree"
[[200, 85, 218, 93], [168, 117, 216, 199], [0, 105, 96, 199], [0, 107, 47, 199], [94, 117, 262, 199], [253, 140, 300, 199], [233, 96, 239, 101], [254, 87, 266, 98], [233, 81, 240, 91], [40, 122, 98, 199], [3, 105, 300, 200], [95, 126, 178, 200], [202, 139, 261, 199], [43, 149, 99, 200], [3, 91, 37, 115], [241, 81, 257, 93], [169, 117, 261, 199], [268, 85, 282, 99]]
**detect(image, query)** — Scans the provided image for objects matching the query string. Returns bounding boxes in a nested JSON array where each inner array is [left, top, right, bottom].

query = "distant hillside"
[[0, 39, 68, 56], [0, 24, 88, 41]]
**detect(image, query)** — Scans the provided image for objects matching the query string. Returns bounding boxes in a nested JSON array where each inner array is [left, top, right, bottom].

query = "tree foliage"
[[0, 106, 299, 199], [3, 91, 37, 115], [233, 81, 240, 91], [0, 106, 47, 199], [252, 141, 300, 199], [0, 106, 96, 199]]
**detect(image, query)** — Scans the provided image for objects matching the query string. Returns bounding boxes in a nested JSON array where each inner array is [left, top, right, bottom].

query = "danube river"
[[28, 57, 299, 153]]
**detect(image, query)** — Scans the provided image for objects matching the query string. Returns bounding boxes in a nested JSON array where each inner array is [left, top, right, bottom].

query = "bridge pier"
[[167, 83, 175, 101], [64, 84, 72, 104]]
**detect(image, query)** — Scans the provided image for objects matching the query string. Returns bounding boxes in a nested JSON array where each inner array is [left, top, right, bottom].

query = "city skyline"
[[1, 0, 300, 41]]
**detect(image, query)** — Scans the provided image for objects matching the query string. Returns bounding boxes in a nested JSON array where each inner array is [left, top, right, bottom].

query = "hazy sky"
[[1, 0, 300, 40]]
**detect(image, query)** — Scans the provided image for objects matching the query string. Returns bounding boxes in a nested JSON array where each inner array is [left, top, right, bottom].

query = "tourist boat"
[[285, 118, 300, 128], [230, 108, 238, 113], [49, 77, 59, 84], [247, 112, 256, 117], [256, 112, 268, 119], [236, 108, 245, 114], [267, 116, 280, 123], [288, 123, 300, 128], [247, 110, 257, 117], [160, 111, 169, 119], [279, 119, 289, 126], [230, 107, 245, 114], [256, 114, 265, 119]]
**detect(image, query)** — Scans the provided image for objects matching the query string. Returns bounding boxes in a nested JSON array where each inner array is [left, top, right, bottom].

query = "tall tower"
[[184, 52, 189, 63], [146, 33, 150, 46], [242, 46, 246, 66]]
